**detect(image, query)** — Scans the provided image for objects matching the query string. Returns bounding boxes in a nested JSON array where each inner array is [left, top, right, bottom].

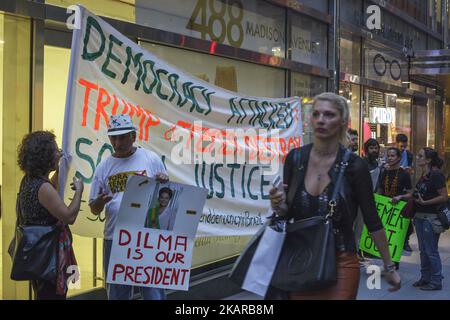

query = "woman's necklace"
[[312, 147, 337, 157], [312, 147, 337, 182], [384, 168, 400, 197]]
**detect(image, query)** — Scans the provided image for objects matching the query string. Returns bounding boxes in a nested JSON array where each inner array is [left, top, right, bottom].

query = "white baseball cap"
[[107, 114, 136, 136]]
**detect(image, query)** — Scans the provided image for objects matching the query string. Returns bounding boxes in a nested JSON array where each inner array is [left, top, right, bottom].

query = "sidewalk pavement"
[[224, 231, 450, 300]]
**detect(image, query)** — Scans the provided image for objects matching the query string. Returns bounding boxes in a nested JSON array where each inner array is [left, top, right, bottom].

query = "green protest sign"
[[359, 194, 410, 262]]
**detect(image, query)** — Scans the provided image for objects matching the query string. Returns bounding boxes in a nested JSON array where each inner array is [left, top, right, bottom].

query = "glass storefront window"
[[297, 0, 328, 12], [395, 95, 412, 142], [410, 83, 426, 92], [363, 43, 407, 86], [443, 103, 450, 191], [290, 12, 327, 68], [136, 0, 286, 58], [340, 35, 361, 75], [43, 45, 103, 297], [46, 0, 135, 23], [387, 0, 427, 25], [427, 98, 436, 149], [363, 89, 411, 154], [340, 82, 361, 151], [428, 36, 442, 50], [141, 42, 286, 97], [340, 0, 363, 26], [0, 12, 3, 300], [291, 73, 327, 145]]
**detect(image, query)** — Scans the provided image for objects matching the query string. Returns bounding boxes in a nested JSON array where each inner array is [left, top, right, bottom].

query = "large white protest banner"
[[60, 6, 302, 240], [106, 175, 207, 290]]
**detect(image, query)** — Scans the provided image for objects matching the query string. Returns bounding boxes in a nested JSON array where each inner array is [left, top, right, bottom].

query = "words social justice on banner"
[[107, 175, 207, 290], [359, 194, 410, 263], [60, 6, 302, 246]]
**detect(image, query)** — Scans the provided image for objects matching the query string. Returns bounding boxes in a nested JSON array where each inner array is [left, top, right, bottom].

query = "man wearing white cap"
[[89, 114, 168, 300]]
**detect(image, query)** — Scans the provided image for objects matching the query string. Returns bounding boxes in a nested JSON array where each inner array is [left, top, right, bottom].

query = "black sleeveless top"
[[284, 144, 384, 253], [18, 176, 58, 226], [294, 182, 330, 220]]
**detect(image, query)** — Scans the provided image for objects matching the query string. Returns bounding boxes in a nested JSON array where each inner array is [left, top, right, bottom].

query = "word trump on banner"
[[359, 194, 409, 262]]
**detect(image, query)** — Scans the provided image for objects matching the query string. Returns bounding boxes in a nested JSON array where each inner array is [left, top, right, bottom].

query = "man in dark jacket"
[[396, 133, 413, 170]]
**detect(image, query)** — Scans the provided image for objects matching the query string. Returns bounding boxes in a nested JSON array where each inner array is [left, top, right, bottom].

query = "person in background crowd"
[[89, 114, 169, 300], [410, 148, 447, 291], [16, 131, 83, 300], [355, 138, 384, 263], [347, 128, 359, 153], [377, 147, 413, 270], [396, 134, 414, 172], [363, 138, 384, 190], [269, 92, 400, 300], [395, 133, 414, 252]]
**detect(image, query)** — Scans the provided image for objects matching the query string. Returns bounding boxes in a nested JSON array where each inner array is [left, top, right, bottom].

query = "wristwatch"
[[384, 264, 396, 273]]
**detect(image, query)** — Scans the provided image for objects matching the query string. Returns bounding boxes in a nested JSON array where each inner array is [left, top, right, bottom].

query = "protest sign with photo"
[[106, 175, 207, 290]]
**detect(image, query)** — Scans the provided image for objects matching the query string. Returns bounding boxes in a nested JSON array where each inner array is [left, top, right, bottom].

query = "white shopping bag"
[[242, 224, 286, 297]]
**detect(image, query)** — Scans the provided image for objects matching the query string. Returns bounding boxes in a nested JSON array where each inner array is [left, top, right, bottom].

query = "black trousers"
[[32, 279, 66, 300]]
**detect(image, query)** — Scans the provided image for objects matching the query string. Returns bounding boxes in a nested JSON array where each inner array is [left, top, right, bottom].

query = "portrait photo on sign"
[[144, 183, 183, 231]]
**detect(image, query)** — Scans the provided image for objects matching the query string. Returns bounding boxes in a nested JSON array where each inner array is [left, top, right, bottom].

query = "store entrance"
[[363, 89, 411, 158]]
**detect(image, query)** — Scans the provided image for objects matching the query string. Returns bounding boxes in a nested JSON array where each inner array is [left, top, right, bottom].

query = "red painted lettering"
[[175, 253, 185, 264], [118, 229, 131, 246], [78, 78, 98, 127], [162, 268, 171, 285], [155, 251, 166, 263], [95, 87, 110, 130], [143, 110, 160, 141], [133, 248, 143, 260], [143, 232, 153, 249], [134, 266, 144, 284], [153, 267, 163, 285], [111, 94, 119, 115], [112, 264, 125, 281], [180, 269, 189, 285], [158, 234, 172, 251], [143, 266, 153, 285], [175, 236, 188, 251], [124, 266, 134, 282]]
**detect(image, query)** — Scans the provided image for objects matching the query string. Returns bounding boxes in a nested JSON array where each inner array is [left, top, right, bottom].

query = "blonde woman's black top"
[[283, 143, 384, 253]]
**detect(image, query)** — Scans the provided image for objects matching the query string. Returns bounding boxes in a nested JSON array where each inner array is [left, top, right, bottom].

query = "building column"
[[2, 14, 32, 300]]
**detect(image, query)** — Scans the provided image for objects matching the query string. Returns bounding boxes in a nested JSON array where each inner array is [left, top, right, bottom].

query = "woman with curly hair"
[[16, 131, 84, 299]]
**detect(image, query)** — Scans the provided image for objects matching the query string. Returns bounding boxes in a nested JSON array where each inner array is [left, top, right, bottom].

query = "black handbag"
[[437, 201, 450, 231], [270, 148, 352, 292], [10, 190, 59, 282]]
